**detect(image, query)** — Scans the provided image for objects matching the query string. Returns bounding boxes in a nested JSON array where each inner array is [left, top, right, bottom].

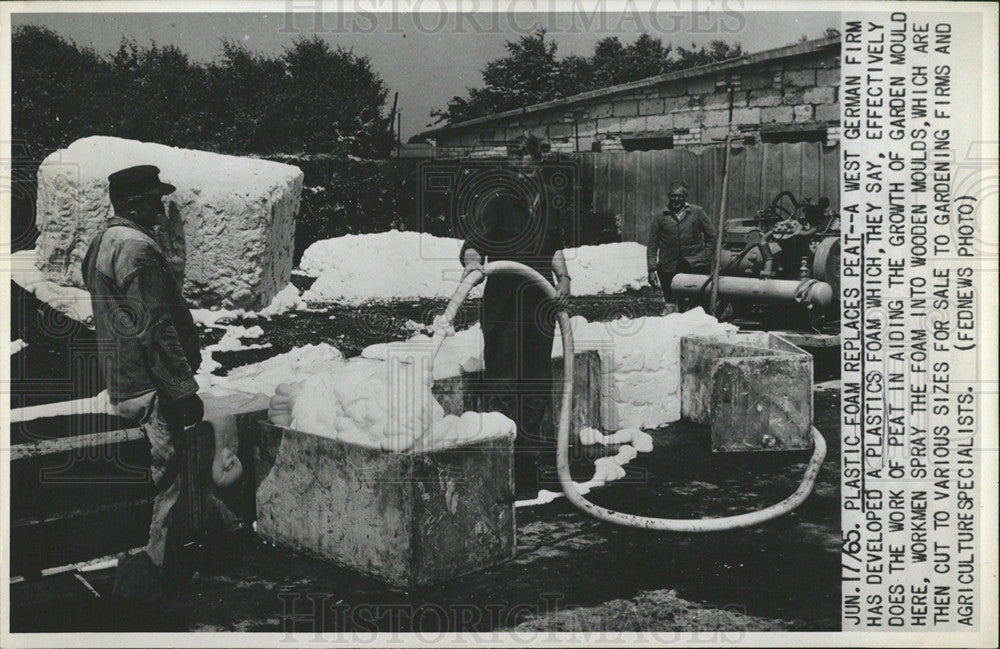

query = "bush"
[[268, 155, 435, 263]]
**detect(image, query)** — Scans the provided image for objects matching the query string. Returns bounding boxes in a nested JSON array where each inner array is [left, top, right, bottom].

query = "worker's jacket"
[[82, 217, 201, 404], [646, 203, 718, 272]]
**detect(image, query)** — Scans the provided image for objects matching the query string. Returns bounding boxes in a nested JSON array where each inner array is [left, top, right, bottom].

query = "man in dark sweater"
[[459, 135, 571, 492], [646, 183, 718, 310], [82, 165, 203, 603]]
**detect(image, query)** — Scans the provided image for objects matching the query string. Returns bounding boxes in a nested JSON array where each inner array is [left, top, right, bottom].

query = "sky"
[[13, 9, 838, 140]]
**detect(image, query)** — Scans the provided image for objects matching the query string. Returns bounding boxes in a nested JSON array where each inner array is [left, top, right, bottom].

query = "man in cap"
[[646, 182, 718, 311], [82, 165, 203, 602]]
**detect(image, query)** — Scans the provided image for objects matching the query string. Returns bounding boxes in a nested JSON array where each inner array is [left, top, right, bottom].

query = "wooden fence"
[[577, 142, 840, 242]]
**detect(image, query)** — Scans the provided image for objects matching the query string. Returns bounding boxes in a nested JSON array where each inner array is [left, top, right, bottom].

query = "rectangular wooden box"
[[433, 349, 608, 435], [680, 333, 813, 452], [253, 422, 515, 590]]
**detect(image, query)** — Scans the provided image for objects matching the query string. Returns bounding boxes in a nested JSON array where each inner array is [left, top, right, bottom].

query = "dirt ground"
[[9, 278, 841, 633], [9, 386, 841, 633]]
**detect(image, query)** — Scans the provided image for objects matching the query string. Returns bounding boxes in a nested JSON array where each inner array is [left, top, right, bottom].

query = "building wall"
[[432, 44, 840, 153]]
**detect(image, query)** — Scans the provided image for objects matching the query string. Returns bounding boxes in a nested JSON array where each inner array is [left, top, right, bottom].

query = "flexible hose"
[[440, 261, 826, 532]]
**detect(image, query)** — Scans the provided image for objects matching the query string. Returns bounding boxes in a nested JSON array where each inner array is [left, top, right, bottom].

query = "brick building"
[[416, 36, 840, 155]]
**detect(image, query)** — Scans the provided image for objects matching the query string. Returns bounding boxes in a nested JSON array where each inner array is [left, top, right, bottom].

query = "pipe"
[[672, 273, 835, 313], [438, 261, 826, 532]]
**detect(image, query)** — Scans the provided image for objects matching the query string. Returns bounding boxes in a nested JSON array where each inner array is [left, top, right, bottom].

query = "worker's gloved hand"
[[553, 276, 571, 310], [268, 381, 304, 427], [461, 260, 485, 281], [647, 271, 659, 287], [430, 314, 456, 338], [171, 393, 204, 427]]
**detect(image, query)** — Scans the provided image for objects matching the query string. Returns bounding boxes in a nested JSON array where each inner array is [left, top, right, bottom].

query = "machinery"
[[671, 191, 840, 333]]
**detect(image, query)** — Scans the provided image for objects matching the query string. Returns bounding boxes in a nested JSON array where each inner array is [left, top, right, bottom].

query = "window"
[[760, 123, 827, 144], [620, 134, 674, 151]]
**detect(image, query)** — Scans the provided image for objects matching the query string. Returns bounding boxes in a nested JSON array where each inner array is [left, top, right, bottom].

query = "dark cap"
[[108, 165, 175, 205], [510, 133, 543, 162], [522, 133, 543, 162]]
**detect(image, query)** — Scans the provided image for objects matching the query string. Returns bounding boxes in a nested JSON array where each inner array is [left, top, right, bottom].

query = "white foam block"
[[35, 136, 303, 310]]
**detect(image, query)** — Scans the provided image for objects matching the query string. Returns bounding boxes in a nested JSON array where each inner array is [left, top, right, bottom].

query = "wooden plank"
[[681, 149, 699, 200], [741, 145, 763, 218], [802, 142, 822, 201], [592, 153, 605, 216], [638, 152, 649, 233], [12, 497, 155, 529], [607, 153, 623, 237], [694, 149, 713, 217], [623, 152, 637, 241], [781, 142, 804, 202], [585, 152, 597, 217], [762, 143, 784, 206], [708, 147, 720, 217], [725, 146, 745, 220], [636, 151, 655, 238], [821, 143, 840, 209], [633, 152, 644, 239], [10, 427, 146, 461], [686, 149, 700, 206], [755, 141, 767, 210], [650, 150, 665, 217], [665, 150, 678, 201]]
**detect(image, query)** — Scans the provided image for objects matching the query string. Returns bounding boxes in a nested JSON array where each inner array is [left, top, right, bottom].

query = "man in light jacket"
[[82, 165, 203, 603]]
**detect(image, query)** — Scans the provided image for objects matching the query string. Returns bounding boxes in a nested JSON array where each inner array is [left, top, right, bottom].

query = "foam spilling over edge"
[[278, 349, 515, 452]]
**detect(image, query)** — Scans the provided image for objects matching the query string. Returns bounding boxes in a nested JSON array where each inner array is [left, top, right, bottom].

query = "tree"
[[673, 40, 744, 69], [107, 38, 211, 147], [589, 33, 675, 88], [278, 36, 394, 155], [430, 31, 744, 126], [11, 27, 394, 157], [11, 25, 113, 154], [431, 29, 561, 127], [555, 54, 596, 97], [204, 41, 288, 153]]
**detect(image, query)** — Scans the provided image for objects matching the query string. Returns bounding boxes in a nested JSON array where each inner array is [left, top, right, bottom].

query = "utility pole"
[[711, 132, 732, 314], [710, 78, 737, 314], [389, 92, 399, 157]]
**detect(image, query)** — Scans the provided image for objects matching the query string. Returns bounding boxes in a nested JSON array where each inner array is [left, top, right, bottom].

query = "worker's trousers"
[[657, 258, 709, 304], [116, 391, 188, 567], [480, 278, 556, 456]]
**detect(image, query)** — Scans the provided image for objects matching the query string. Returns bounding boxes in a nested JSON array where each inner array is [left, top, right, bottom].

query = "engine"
[[672, 191, 840, 333]]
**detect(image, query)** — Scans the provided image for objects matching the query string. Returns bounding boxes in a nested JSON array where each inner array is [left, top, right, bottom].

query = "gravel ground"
[[513, 588, 788, 633]]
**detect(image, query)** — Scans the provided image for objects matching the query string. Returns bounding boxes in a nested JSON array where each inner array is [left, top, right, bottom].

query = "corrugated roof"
[[418, 36, 840, 138]]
